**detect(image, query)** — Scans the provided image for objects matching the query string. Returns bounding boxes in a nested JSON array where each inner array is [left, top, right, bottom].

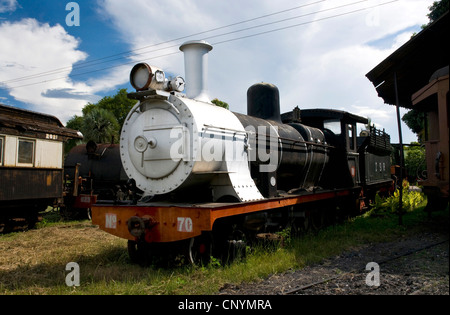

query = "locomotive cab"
[[295, 109, 368, 189]]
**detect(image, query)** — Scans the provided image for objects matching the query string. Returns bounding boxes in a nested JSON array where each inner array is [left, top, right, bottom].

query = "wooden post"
[[394, 72, 404, 225]]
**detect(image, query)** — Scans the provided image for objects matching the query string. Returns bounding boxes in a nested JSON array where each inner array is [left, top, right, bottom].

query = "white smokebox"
[[179, 40, 213, 103]]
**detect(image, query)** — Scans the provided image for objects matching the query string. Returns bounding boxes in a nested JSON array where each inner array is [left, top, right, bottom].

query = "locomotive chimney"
[[179, 40, 213, 103]]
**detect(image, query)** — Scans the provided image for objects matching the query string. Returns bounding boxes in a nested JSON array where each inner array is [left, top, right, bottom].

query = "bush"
[[368, 180, 425, 217]]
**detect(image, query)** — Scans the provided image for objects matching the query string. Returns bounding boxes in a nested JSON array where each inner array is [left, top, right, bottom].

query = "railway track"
[[283, 239, 449, 295]]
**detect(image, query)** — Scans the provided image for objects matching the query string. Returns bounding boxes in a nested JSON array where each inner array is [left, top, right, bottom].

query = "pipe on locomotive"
[[179, 40, 213, 103]]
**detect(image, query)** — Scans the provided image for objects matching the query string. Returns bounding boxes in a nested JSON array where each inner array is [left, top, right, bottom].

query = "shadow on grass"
[[2, 205, 447, 294], [0, 242, 190, 294]]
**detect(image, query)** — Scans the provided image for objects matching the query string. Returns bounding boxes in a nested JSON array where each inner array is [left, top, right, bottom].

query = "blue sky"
[[0, 0, 435, 143], [1, 1, 125, 63]]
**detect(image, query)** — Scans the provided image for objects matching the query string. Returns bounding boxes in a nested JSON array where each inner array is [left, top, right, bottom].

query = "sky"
[[0, 0, 436, 144]]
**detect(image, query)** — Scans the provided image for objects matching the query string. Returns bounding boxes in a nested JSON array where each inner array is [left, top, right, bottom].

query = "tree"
[[81, 107, 120, 144], [64, 89, 136, 154], [64, 115, 84, 155], [211, 98, 229, 110], [427, 0, 449, 23], [401, 110, 425, 142], [82, 89, 137, 129], [404, 143, 426, 182]]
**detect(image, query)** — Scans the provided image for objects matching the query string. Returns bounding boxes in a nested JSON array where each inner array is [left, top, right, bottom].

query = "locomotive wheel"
[[60, 205, 76, 220], [297, 212, 312, 233], [127, 240, 142, 264], [312, 209, 328, 230], [223, 229, 247, 264], [187, 233, 213, 265], [127, 240, 153, 265]]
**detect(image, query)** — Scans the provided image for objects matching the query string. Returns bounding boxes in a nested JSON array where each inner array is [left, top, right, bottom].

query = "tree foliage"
[[401, 110, 425, 142], [404, 142, 426, 182], [81, 107, 120, 143], [427, 0, 449, 23], [64, 89, 137, 153], [211, 98, 229, 110], [83, 89, 137, 128]]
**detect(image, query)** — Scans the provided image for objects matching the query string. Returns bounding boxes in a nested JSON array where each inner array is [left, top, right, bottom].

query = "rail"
[[283, 239, 449, 295]]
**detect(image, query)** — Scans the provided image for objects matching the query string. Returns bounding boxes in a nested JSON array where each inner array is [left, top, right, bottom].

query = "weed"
[[367, 180, 426, 217]]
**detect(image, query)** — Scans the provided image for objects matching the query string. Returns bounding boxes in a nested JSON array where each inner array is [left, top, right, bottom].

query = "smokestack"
[[179, 40, 213, 103]]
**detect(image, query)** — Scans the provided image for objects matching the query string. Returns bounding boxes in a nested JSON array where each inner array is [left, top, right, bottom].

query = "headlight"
[[130, 63, 166, 91], [130, 63, 152, 91]]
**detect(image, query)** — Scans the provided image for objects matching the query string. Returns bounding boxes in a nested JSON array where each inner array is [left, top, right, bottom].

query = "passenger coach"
[[0, 104, 82, 232]]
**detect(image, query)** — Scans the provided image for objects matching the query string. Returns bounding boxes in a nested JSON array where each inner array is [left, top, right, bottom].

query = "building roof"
[[365, 12, 449, 109], [0, 103, 82, 140]]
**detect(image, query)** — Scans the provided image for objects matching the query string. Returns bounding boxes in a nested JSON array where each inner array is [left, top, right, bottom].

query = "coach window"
[[17, 138, 35, 165], [0, 136, 4, 165]]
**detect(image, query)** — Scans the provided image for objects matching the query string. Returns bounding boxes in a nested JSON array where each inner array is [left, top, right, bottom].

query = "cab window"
[[347, 124, 355, 151], [323, 119, 341, 135]]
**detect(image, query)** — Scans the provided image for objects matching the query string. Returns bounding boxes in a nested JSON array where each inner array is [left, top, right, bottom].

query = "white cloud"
[[0, 0, 17, 13], [0, 18, 130, 123], [0, 19, 91, 121]]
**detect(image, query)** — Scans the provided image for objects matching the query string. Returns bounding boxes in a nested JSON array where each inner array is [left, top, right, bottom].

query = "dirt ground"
[[219, 214, 449, 295]]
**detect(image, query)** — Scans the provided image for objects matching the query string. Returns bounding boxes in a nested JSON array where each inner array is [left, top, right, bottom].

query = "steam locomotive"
[[62, 141, 135, 220], [91, 40, 393, 264]]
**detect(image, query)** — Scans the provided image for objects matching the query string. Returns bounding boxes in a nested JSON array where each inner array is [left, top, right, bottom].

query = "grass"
[[0, 201, 448, 295]]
